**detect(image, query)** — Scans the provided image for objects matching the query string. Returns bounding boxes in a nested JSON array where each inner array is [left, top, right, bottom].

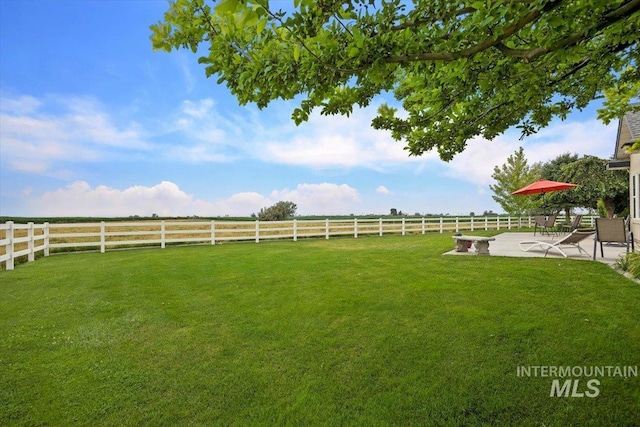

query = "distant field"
[[1, 233, 638, 425]]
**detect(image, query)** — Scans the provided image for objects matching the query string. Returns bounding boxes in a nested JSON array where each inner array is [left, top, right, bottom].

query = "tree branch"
[[386, 1, 562, 63], [389, 0, 538, 32], [524, 0, 640, 62], [394, 0, 639, 65]]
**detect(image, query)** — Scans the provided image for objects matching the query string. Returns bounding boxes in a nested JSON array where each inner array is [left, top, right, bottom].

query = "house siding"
[[630, 153, 640, 247], [620, 119, 633, 145]]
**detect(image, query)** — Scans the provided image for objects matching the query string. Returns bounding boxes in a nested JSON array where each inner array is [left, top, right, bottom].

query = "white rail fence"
[[1, 216, 595, 270]]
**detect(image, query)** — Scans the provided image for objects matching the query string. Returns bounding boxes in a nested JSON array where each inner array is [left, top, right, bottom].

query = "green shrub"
[[627, 252, 640, 278], [617, 252, 640, 279], [615, 254, 632, 272]]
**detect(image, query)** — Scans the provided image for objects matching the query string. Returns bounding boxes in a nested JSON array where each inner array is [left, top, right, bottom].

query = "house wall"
[[630, 152, 640, 248]]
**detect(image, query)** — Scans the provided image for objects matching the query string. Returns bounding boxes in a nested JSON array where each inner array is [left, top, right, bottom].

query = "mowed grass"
[[1, 234, 639, 426]]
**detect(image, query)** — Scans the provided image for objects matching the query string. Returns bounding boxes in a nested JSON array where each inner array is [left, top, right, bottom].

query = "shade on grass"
[[1, 234, 639, 425]]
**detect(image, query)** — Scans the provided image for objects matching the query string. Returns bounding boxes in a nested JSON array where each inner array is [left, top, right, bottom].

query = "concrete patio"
[[444, 232, 629, 265]]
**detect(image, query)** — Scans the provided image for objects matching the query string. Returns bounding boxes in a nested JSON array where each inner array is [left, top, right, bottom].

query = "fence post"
[[484, 216, 488, 231], [455, 217, 459, 233], [354, 218, 358, 239], [293, 219, 297, 242], [421, 217, 426, 234], [161, 221, 166, 249], [470, 216, 474, 232], [44, 222, 50, 256], [100, 221, 106, 253], [496, 216, 500, 230], [255, 220, 260, 243], [439, 217, 444, 233], [402, 218, 406, 236], [379, 218, 383, 236], [508, 216, 512, 229], [6, 221, 14, 270], [211, 220, 216, 245], [28, 222, 35, 262], [325, 219, 329, 240]]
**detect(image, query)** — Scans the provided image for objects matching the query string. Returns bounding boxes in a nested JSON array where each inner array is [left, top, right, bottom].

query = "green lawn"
[[1, 234, 639, 426]]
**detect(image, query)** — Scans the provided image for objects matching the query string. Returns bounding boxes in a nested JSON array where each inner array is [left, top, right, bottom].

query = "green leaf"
[[293, 44, 300, 62], [256, 16, 267, 34], [244, 10, 259, 27], [215, 0, 238, 14]]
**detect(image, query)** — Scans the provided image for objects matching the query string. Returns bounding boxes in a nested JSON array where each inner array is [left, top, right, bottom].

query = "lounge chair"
[[519, 229, 595, 258], [593, 218, 632, 260]]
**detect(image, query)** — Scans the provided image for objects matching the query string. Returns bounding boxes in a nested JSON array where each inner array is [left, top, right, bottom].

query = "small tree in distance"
[[490, 147, 542, 217], [257, 201, 297, 221]]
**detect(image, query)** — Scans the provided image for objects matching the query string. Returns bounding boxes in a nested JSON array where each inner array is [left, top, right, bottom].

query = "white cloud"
[[256, 103, 438, 170], [3, 90, 619, 193], [27, 181, 361, 217], [168, 98, 618, 177], [0, 94, 151, 175], [444, 118, 618, 187], [176, 53, 197, 93], [160, 98, 246, 163], [271, 183, 361, 215], [210, 192, 271, 216], [376, 185, 391, 194], [0, 93, 42, 115], [525, 119, 617, 162], [446, 135, 520, 187], [181, 99, 214, 119], [31, 181, 211, 217], [156, 98, 439, 170]]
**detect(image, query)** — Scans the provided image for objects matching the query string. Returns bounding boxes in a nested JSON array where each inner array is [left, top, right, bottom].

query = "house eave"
[[606, 159, 631, 170]]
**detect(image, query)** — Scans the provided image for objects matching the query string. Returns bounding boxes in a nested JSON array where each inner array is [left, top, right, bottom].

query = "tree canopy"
[[556, 155, 628, 217], [257, 200, 297, 220], [151, 0, 640, 160]]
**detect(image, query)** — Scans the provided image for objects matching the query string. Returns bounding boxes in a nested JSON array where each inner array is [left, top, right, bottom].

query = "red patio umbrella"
[[511, 179, 577, 195]]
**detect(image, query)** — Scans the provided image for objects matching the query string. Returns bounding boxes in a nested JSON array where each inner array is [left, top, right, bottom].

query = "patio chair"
[[533, 215, 556, 236], [535, 215, 557, 236], [519, 229, 595, 258], [560, 214, 583, 233], [593, 218, 632, 260], [625, 216, 635, 251], [533, 215, 546, 236]]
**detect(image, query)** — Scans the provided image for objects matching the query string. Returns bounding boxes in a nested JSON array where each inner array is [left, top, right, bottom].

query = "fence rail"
[[1, 216, 595, 270]]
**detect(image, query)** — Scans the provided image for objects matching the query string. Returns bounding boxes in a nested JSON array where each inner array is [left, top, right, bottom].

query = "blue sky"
[[0, 0, 620, 217]]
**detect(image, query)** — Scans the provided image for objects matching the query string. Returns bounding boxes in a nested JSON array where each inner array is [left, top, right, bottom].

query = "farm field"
[[1, 234, 638, 425]]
